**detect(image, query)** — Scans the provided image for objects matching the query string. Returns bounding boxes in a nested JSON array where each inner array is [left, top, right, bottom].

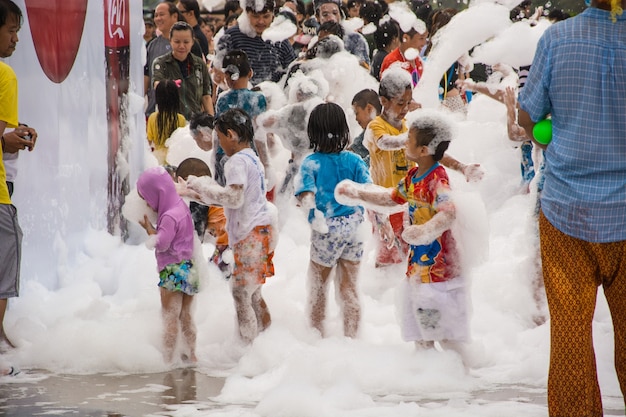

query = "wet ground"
[[0, 369, 226, 416], [0, 370, 623, 416]]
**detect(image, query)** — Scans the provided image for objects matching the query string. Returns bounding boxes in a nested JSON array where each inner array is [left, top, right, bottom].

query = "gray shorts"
[[0, 204, 22, 298], [310, 212, 364, 267]]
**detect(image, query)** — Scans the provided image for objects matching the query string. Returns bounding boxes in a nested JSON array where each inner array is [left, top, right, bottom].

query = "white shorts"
[[400, 277, 468, 342]]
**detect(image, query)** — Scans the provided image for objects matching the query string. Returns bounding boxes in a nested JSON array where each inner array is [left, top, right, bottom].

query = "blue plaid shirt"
[[519, 7, 626, 242]]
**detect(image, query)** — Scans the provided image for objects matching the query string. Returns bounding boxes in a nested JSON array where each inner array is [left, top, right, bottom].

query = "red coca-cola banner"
[[104, 0, 129, 48], [25, 0, 87, 84]]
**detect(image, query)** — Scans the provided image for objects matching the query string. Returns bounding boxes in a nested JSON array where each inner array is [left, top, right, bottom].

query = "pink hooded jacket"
[[137, 167, 194, 271]]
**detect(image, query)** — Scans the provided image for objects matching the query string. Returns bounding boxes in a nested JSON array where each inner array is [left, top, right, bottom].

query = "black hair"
[[225, 0, 243, 16], [352, 89, 382, 114], [224, 12, 240, 27], [176, 157, 212, 179], [548, 8, 570, 21], [374, 18, 400, 50], [307, 102, 350, 153], [214, 108, 255, 144], [154, 80, 182, 147], [245, 0, 275, 13], [411, 0, 432, 24], [379, 72, 412, 100], [0, 0, 22, 28], [425, 8, 455, 55], [179, 0, 201, 20], [318, 21, 344, 38], [190, 112, 215, 131], [170, 20, 194, 38], [359, 0, 383, 25], [412, 126, 449, 161], [223, 49, 251, 79]]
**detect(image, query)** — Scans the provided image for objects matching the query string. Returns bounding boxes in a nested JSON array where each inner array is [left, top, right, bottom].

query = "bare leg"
[[308, 261, 333, 337], [232, 283, 260, 343], [160, 289, 183, 363], [0, 299, 15, 351], [251, 286, 271, 333], [180, 294, 197, 363], [336, 259, 361, 338]]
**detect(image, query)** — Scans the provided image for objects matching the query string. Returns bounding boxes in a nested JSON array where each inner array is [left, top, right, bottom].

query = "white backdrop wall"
[[6, 0, 146, 289]]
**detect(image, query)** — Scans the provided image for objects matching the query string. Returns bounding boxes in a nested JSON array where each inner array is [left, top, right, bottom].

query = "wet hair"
[[224, 12, 240, 27], [547, 8, 570, 21], [412, 126, 449, 161], [179, 0, 201, 20], [225, 0, 242, 16], [379, 68, 412, 99], [222, 49, 251, 79], [170, 20, 194, 38], [307, 102, 351, 153], [409, 111, 454, 161], [154, 80, 182, 147], [374, 18, 400, 50], [306, 34, 344, 59], [245, 0, 275, 13], [359, 0, 383, 25], [176, 157, 212, 179], [0, 0, 22, 27], [214, 108, 255, 144], [317, 20, 344, 38], [189, 112, 214, 131], [411, 0, 432, 25], [352, 88, 382, 114]]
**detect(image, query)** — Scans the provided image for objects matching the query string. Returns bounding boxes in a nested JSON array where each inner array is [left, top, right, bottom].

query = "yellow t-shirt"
[[365, 115, 414, 188], [0, 61, 19, 205]]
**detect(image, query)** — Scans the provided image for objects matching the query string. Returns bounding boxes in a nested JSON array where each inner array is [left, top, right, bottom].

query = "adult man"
[[313, 0, 370, 67], [517, 1, 626, 416], [217, 0, 297, 85], [177, 0, 209, 57], [0, 0, 37, 353]]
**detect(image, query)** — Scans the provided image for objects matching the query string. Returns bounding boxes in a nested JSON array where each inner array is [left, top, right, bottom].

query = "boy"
[[365, 68, 483, 267], [379, 13, 428, 84], [178, 108, 276, 343], [350, 88, 381, 166], [336, 111, 468, 349]]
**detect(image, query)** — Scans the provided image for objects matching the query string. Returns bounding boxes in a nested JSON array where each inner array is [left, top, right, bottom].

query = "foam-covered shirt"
[[295, 150, 371, 221], [365, 115, 414, 188], [224, 148, 273, 244], [391, 164, 459, 283], [137, 167, 194, 271]]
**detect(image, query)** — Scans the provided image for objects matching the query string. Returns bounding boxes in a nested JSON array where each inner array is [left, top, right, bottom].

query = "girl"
[[146, 79, 186, 165], [137, 167, 198, 363], [294, 102, 372, 338], [336, 111, 468, 349], [178, 109, 276, 344]]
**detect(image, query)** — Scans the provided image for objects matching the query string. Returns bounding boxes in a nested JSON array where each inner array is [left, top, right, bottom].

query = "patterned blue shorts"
[[158, 259, 199, 295], [310, 212, 364, 267]]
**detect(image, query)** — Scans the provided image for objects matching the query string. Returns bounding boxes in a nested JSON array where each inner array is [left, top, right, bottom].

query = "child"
[[175, 158, 231, 279], [350, 88, 382, 166], [294, 102, 372, 338], [337, 111, 468, 349], [366, 68, 482, 267], [137, 166, 198, 363], [146, 80, 187, 165], [177, 108, 276, 343]]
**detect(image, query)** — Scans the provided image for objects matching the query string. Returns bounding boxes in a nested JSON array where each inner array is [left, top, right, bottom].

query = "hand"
[[456, 79, 476, 94], [139, 214, 156, 235], [174, 177, 200, 201], [335, 180, 360, 199], [2, 127, 37, 153], [463, 163, 485, 182], [503, 86, 517, 110]]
